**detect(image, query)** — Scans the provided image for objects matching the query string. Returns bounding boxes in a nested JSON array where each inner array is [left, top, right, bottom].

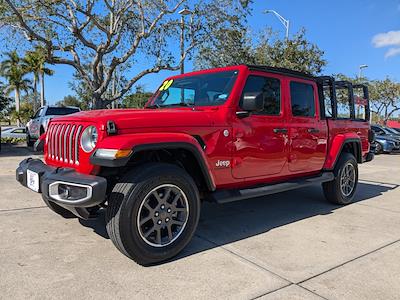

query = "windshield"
[[46, 107, 80, 116], [148, 70, 239, 108], [385, 127, 399, 134]]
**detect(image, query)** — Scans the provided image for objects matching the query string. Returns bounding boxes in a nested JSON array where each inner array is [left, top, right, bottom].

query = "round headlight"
[[80, 126, 98, 153]]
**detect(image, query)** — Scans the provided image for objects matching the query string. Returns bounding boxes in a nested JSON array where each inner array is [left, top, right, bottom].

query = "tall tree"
[[369, 78, 400, 125], [55, 95, 88, 110], [23, 48, 54, 109], [122, 85, 153, 108], [0, 81, 11, 113], [1, 0, 249, 109], [195, 24, 254, 69], [0, 51, 31, 125], [253, 29, 327, 75], [22, 51, 40, 111], [196, 28, 327, 76]]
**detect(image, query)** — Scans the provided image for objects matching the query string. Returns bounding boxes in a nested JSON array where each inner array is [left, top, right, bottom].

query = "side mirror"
[[241, 92, 264, 112]]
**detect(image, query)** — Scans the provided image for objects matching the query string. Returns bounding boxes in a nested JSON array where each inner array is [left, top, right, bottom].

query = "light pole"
[[358, 64, 368, 79], [178, 8, 192, 74], [264, 9, 290, 39]]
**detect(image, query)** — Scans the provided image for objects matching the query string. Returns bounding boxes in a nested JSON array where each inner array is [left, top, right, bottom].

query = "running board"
[[208, 172, 334, 204]]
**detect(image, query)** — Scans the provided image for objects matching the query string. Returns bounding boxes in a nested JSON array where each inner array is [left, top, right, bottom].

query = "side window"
[[290, 81, 315, 117], [372, 127, 384, 135], [336, 87, 351, 118], [13, 129, 25, 133], [241, 75, 281, 115], [323, 86, 333, 118], [353, 87, 367, 120]]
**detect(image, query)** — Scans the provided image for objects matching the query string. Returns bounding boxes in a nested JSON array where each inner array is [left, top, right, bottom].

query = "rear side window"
[[336, 88, 351, 118], [353, 87, 367, 120], [290, 82, 315, 117], [46, 107, 80, 116], [322, 86, 333, 118], [241, 75, 281, 115]]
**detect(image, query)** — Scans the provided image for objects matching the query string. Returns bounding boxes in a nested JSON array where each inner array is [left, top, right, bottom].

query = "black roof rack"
[[246, 65, 316, 81]]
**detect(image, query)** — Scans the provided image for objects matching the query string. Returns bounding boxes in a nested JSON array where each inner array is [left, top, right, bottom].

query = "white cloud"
[[372, 30, 400, 47], [385, 47, 400, 58], [372, 30, 400, 58]]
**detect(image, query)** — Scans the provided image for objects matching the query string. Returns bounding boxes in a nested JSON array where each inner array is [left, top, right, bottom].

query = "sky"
[[4, 0, 400, 105]]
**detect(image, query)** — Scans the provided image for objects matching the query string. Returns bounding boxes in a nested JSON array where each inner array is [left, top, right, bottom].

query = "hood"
[[54, 108, 215, 129], [375, 134, 400, 142]]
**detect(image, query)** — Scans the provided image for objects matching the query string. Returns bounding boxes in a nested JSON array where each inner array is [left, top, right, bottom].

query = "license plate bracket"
[[27, 169, 40, 192]]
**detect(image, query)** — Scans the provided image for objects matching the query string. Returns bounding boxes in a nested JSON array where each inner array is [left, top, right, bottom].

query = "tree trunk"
[[40, 72, 45, 107], [33, 75, 38, 112], [15, 89, 21, 127], [93, 96, 105, 110]]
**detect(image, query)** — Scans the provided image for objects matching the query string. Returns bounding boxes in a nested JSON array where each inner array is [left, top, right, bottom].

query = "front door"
[[287, 79, 327, 173], [232, 73, 289, 179]]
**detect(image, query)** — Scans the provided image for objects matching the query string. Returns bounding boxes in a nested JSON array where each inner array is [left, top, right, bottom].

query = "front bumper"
[[16, 158, 107, 219], [363, 150, 374, 162]]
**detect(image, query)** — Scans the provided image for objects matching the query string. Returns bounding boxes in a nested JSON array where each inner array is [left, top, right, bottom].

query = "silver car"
[[26, 106, 80, 146], [1, 127, 27, 139]]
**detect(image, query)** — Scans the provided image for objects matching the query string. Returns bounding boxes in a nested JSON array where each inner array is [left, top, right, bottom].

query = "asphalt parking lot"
[[0, 145, 399, 300]]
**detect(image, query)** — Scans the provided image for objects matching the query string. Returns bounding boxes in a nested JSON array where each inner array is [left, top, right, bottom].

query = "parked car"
[[373, 135, 400, 154], [1, 127, 27, 139], [26, 106, 80, 146], [386, 126, 400, 135], [371, 125, 400, 140], [390, 127, 400, 134], [16, 65, 374, 265]]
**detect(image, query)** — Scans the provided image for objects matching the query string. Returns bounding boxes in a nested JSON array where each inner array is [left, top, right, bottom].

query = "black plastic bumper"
[[16, 158, 107, 218], [363, 150, 374, 163]]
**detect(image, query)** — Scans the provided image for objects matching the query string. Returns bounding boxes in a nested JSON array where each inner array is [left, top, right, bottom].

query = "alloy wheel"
[[340, 162, 356, 197], [137, 184, 189, 247]]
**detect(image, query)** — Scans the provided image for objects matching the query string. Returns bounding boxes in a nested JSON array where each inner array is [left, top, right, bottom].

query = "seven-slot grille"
[[46, 123, 83, 165]]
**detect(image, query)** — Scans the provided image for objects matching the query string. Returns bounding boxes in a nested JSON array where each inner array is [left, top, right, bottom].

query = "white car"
[[1, 127, 27, 139], [26, 106, 80, 146]]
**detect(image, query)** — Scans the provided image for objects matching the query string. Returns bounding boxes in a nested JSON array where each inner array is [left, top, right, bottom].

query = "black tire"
[[375, 142, 383, 154], [322, 152, 358, 205], [42, 197, 76, 218], [26, 132, 34, 147], [106, 163, 200, 265]]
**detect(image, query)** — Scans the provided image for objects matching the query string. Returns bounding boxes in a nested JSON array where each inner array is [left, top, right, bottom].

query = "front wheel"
[[26, 132, 34, 147], [323, 153, 358, 205], [106, 163, 200, 265], [374, 142, 383, 154]]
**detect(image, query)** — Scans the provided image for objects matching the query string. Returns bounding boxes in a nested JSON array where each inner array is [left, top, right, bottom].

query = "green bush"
[[0, 137, 26, 144]]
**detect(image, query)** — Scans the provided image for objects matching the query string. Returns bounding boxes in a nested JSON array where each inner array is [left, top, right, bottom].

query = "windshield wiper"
[[146, 104, 160, 109], [160, 102, 193, 108]]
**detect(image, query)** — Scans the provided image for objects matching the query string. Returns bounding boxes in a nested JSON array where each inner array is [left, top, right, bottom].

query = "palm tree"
[[23, 48, 54, 108], [23, 51, 41, 111], [1, 51, 31, 126]]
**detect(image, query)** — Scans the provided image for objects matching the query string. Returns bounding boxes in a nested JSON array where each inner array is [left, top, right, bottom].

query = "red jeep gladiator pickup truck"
[[16, 65, 374, 265]]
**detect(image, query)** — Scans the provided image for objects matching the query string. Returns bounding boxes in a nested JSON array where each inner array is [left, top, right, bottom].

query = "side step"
[[208, 172, 334, 204]]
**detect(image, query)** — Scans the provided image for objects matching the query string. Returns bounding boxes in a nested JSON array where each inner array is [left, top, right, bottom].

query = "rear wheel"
[[26, 132, 34, 147], [323, 153, 358, 205], [106, 163, 200, 265]]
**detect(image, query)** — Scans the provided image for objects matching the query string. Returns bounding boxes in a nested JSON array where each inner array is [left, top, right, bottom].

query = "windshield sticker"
[[159, 79, 174, 91]]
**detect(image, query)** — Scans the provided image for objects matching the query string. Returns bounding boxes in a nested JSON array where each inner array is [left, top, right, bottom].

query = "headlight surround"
[[80, 126, 98, 153]]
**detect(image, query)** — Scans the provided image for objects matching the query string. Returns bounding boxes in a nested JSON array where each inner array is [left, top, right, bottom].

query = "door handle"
[[307, 128, 320, 134], [273, 128, 288, 134]]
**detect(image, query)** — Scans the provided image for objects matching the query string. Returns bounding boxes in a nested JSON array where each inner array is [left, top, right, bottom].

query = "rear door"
[[288, 79, 328, 173], [232, 72, 289, 179]]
